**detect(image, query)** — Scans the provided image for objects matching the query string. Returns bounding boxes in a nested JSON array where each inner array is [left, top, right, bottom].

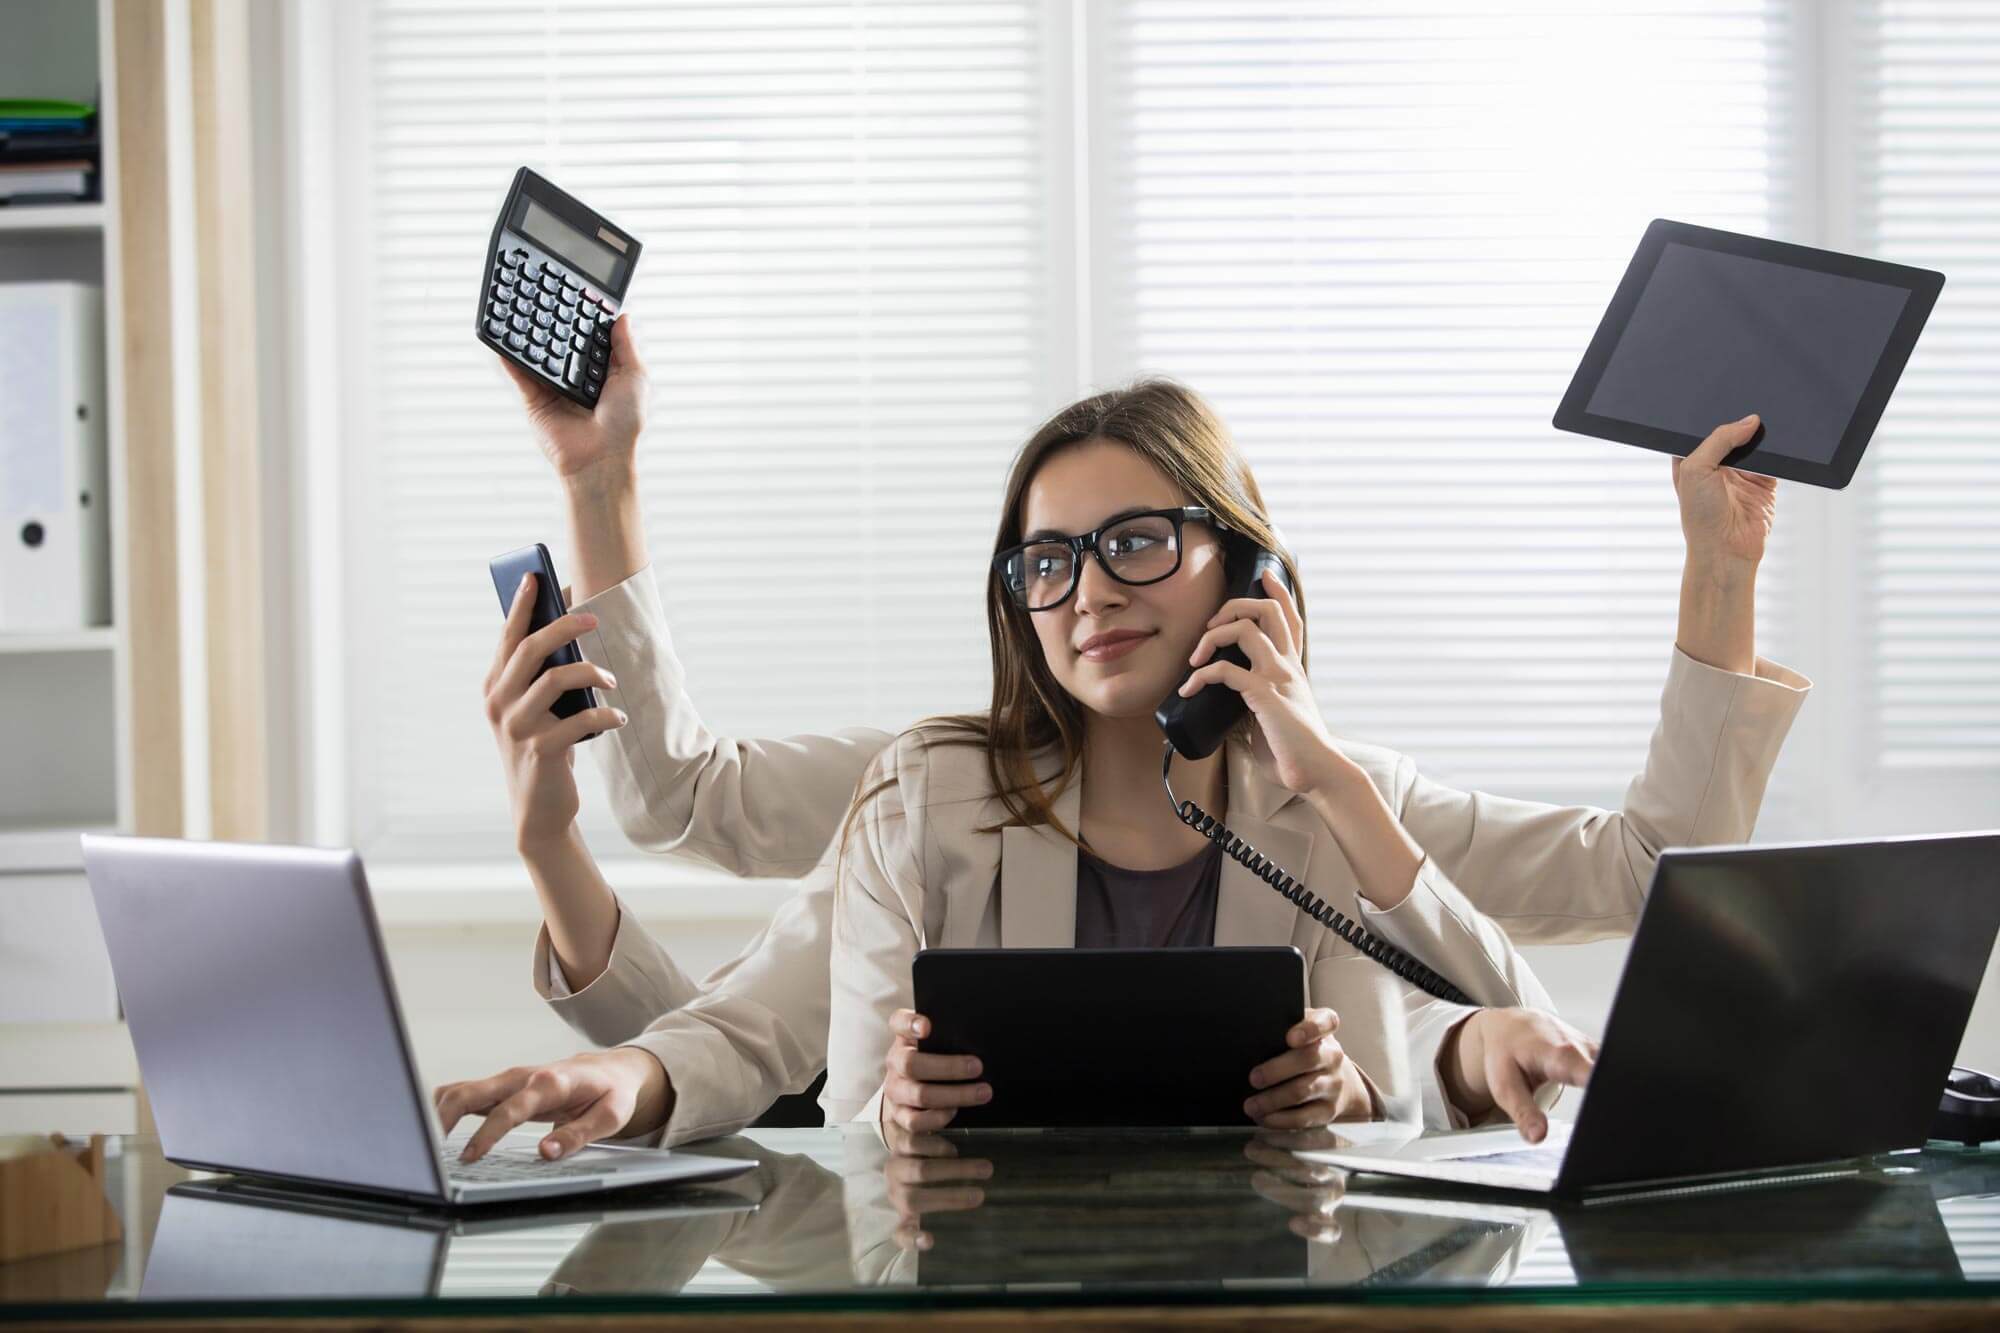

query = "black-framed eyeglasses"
[[993, 506, 1221, 612]]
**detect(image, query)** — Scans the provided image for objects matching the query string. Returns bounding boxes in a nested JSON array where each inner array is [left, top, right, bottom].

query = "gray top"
[[1074, 840, 1224, 949]]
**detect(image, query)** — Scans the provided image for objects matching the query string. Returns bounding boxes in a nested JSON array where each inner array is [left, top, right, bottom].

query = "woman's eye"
[[1106, 534, 1157, 557]]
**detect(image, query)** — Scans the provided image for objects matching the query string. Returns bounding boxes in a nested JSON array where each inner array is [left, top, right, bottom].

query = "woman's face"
[[1016, 439, 1229, 721]]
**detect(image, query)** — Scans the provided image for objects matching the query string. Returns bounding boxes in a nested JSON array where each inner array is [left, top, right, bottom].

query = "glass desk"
[[4, 1127, 1998, 1326]]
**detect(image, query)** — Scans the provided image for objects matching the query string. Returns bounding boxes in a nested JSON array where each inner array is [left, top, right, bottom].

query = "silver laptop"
[[1305, 831, 2000, 1198], [81, 834, 754, 1206]]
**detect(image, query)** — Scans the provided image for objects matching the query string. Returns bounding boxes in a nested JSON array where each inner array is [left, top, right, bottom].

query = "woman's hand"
[[1179, 566, 1346, 797], [499, 314, 650, 484], [434, 1046, 671, 1163], [879, 1009, 991, 1133], [487, 572, 627, 851], [1439, 1008, 1597, 1143], [1244, 1007, 1377, 1129], [1673, 413, 1778, 571]]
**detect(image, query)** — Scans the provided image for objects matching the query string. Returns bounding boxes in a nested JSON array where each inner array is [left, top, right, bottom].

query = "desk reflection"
[[1335, 1157, 1970, 1288], [118, 1130, 2000, 1304], [843, 1125, 1542, 1290]]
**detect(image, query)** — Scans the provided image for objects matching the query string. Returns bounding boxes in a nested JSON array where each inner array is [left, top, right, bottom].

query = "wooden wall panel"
[[109, 0, 183, 838], [189, 0, 267, 841]]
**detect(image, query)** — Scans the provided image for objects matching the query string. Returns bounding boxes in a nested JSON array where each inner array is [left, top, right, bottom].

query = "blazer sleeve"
[[608, 848, 837, 1147], [823, 734, 931, 1128], [1373, 643, 1811, 947], [1309, 952, 1557, 1132], [525, 563, 886, 1047], [571, 564, 895, 878], [530, 895, 702, 1046]]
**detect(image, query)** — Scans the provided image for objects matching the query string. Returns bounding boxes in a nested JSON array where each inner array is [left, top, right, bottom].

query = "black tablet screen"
[[1584, 242, 1912, 464]]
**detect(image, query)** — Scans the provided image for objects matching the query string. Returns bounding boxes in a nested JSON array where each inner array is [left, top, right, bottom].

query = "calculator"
[[476, 168, 642, 409]]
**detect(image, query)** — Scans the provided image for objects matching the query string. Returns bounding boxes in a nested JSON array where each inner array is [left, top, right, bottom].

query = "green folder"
[[0, 99, 96, 120]]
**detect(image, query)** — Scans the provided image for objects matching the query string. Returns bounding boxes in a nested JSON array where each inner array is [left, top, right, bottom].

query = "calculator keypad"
[[483, 244, 617, 404]]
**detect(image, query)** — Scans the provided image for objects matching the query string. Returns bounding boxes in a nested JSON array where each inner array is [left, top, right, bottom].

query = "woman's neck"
[[1076, 711, 1226, 869]]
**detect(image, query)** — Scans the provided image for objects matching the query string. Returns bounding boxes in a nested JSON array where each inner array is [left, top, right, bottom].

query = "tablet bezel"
[[1552, 218, 1944, 489]]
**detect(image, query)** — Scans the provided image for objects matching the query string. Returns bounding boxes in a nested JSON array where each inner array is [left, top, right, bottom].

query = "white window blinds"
[[1091, 0, 1799, 800], [1855, 0, 2000, 771], [341, 1, 1996, 868], [350, 1, 1053, 859]]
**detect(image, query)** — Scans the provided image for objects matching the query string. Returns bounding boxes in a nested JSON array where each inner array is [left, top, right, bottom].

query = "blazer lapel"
[[1214, 732, 1318, 947], [992, 734, 1311, 949], [999, 762, 1082, 948]]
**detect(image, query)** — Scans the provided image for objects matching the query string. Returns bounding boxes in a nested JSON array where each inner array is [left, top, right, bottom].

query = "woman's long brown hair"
[[837, 378, 1308, 864]]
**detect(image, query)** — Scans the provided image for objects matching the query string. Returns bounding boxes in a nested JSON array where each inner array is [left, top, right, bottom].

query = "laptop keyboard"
[[438, 1147, 623, 1184], [1454, 1145, 1566, 1171]]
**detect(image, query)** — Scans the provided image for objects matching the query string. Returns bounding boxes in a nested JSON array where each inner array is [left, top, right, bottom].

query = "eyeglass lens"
[[1007, 513, 1182, 609]]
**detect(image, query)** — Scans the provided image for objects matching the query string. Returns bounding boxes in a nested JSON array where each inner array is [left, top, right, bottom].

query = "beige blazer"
[[542, 567, 1812, 1142], [826, 723, 1556, 1130], [529, 567, 884, 1145]]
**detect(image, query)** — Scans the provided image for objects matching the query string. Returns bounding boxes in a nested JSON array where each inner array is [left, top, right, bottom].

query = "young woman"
[[826, 382, 1604, 1138], [440, 322, 1810, 1160]]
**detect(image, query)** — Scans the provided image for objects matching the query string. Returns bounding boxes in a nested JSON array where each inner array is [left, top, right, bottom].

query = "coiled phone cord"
[[1162, 741, 1475, 1006]]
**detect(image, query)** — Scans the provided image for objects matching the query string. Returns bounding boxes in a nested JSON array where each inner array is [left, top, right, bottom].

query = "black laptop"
[[1310, 831, 2000, 1197]]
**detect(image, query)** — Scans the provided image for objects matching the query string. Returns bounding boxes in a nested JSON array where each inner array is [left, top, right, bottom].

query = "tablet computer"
[[912, 946, 1304, 1129], [1553, 218, 1944, 489]]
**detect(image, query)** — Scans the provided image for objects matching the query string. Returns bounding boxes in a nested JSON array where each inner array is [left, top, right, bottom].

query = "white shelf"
[[0, 627, 116, 655], [0, 822, 114, 873], [0, 202, 104, 235], [0, 1089, 138, 1135], [0, 1022, 137, 1092]]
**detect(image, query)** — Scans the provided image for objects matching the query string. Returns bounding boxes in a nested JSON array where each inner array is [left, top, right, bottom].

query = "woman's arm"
[[1177, 568, 1556, 1010], [442, 844, 842, 1156], [502, 315, 651, 602], [484, 577, 630, 986], [617, 848, 840, 1145], [570, 562, 894, 878], [1377, 415, 1807, 947], [1389, 618, 1809, 950], [824, 735, 953, 1127], [496, 313, 889, 1039], [504, 315, 894, 881], [1671, 412, 1775, 675], [1437, 1007, 1598, 1142]]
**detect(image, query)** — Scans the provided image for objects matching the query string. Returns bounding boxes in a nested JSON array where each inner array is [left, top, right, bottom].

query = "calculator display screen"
[[517, 197, 625, 289]]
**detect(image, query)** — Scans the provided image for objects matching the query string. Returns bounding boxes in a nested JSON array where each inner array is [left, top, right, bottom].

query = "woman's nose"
[[1072, 554, 1127, 614]]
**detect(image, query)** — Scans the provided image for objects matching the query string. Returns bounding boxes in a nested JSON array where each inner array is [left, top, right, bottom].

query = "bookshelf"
[[0, 0, 175, 1136]]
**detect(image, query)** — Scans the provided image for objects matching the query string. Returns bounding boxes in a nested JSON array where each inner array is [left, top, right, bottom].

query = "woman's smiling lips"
[[1077, 629, 1156, 663]]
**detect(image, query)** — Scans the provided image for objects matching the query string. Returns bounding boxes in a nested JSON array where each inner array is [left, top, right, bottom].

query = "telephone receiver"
[[1156, 534, 1293, 761], [1152, 528, 1474, 1005]]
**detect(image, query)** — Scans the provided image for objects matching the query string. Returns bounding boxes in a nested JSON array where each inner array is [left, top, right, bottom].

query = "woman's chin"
[[1074, 676, 1179, 722]]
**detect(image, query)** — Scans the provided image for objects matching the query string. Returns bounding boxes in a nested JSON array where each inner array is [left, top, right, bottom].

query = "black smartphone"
[[488, 542, 598, 740]]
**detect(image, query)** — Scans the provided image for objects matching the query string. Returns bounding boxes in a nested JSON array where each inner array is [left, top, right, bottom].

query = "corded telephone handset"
[[1154, 529, 1474, 1005]]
